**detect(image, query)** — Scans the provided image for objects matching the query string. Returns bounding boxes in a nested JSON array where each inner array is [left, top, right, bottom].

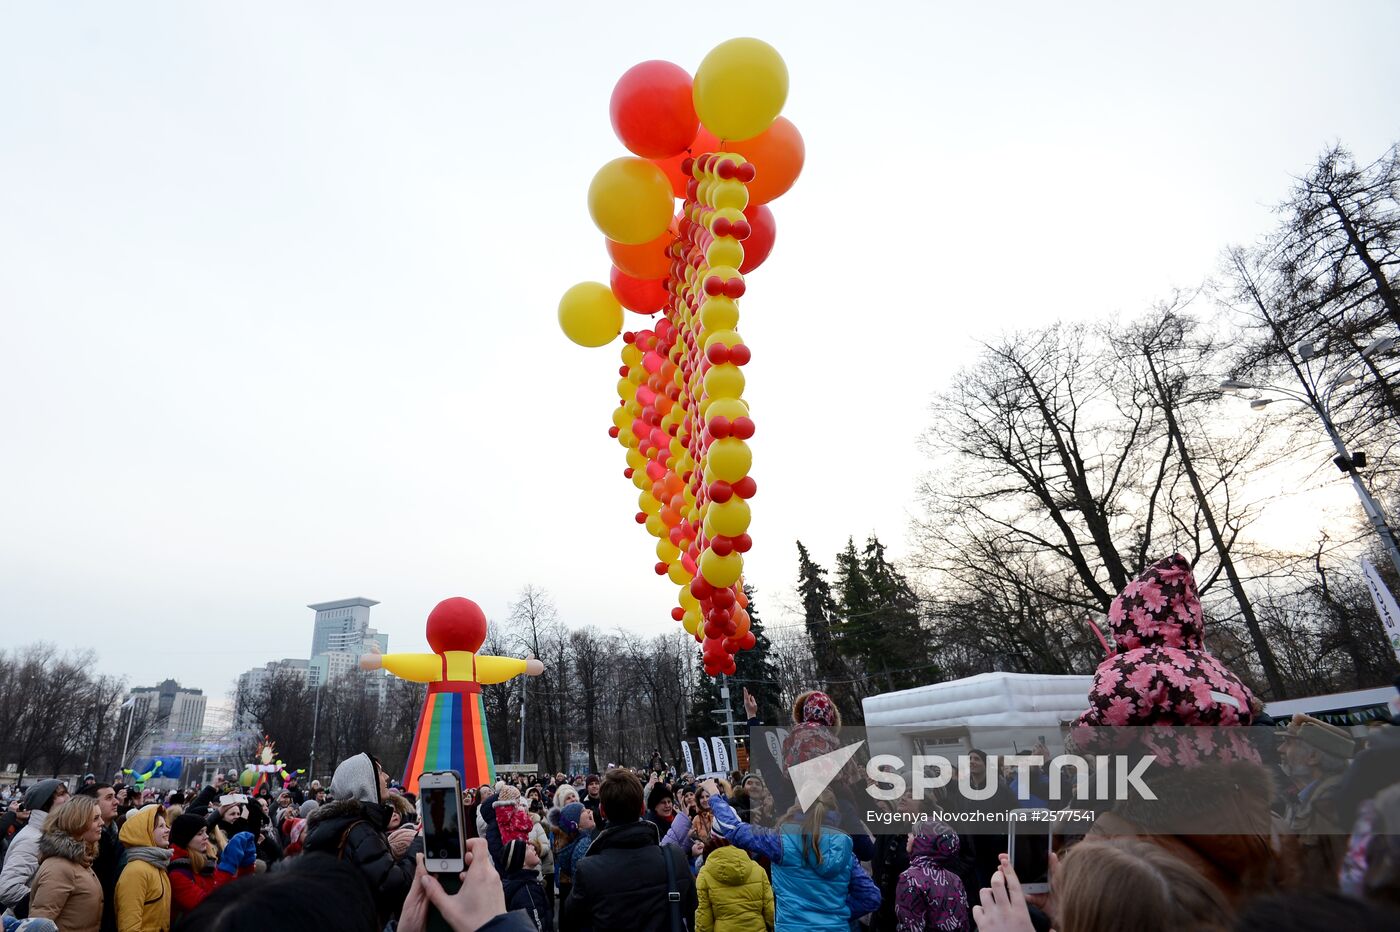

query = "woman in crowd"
[[28, 796, 105, 932], [167, 812, 255, 920], [115, 804, 172, 932], [706, 782, 881, 931]]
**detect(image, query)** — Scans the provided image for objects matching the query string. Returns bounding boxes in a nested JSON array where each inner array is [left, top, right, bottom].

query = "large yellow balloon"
[[708, 438, 752, 482], [559, 282, 623, 347], [588, 158, 675, 245], [704, 364, 745, 400], [693, 38, 788, 141], [700, 549, 744, 587], [707, 498, 752, 537]]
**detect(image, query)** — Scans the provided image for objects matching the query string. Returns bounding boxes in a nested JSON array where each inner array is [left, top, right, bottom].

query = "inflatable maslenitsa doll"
[[359, 597, 542, 794]]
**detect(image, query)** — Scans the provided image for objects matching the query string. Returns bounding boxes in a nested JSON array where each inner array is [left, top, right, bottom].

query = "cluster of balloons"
[[557, 39, 801, 677]]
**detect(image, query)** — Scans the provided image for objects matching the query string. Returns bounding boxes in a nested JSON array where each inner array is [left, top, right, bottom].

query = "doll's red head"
[[426, 597, 488, 653]]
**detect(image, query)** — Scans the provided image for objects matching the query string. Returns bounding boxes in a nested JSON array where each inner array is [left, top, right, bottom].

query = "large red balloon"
[[611, 61, 699, 160], [610, 266, 669, 314], [653, 128, 720, 198], [739, 204, 776, 273]]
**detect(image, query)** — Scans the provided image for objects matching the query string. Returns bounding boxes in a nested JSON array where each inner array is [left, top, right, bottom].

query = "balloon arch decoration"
[[557, 39, 801, 677]]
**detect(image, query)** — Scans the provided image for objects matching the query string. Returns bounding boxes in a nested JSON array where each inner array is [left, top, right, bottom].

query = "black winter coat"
[[94, 821, 124, 932], [503, 868, 553, 932], [566, 820, 696, 932], [303, 797, 414, 925], [480, 794, 504, 868]]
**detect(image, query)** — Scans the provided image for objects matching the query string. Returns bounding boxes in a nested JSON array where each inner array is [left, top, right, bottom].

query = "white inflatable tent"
[[861, 672, 1094, 761]]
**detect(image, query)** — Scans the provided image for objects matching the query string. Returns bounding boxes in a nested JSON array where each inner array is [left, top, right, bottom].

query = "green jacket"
[[696, 845, 774, 932]]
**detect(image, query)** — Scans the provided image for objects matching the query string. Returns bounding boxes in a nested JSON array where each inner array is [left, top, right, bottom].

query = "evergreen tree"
[[860, 535, 936, 691], [796, 541, 862, 721]]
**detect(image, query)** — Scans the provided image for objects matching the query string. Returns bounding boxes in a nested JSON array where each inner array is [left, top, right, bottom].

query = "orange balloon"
[[733, 607, 751, 637], [730, 117, 804, 205], [607, 218, 678, 280], [652, 128, 720, 198]]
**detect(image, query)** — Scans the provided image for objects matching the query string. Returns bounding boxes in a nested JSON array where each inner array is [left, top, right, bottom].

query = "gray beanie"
[[298, 799, 320, 818], [24, 779, 64, 812], [330, 753, 382, 805]]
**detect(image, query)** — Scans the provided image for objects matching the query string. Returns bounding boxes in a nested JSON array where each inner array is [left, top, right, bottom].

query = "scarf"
[[127, 846, 173, 869]]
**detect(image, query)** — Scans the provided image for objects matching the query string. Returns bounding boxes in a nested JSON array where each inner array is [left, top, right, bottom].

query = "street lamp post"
[[308, 681, 322, 782], [1220, 336, 1400, 578]]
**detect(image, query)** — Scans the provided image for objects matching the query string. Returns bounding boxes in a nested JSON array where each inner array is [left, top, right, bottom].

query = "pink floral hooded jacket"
[[1074, 554, 1256, 730]]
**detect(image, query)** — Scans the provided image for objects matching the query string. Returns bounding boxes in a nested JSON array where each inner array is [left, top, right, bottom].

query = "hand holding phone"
[[418, 771, 465, 875], [1006, 810, 1051, 896]]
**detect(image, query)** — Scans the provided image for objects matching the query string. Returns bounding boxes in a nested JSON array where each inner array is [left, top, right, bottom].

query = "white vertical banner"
[[1361, 559, 1400, 662], [711, 737, 731, 774], [697, 736, 715, 776], [680, 741, 695, 776]]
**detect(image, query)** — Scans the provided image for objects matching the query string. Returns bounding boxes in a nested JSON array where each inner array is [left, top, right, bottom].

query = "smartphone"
[[418, 770, 465, 875], [1007, 809, 1051, 895]]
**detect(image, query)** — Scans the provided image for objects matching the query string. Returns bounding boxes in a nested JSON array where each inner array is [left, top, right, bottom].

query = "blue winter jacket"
[[710, 795, 880, 932]]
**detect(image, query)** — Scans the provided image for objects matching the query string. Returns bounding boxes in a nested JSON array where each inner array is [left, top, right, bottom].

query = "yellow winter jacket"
[[696, 844, 774, 932], [116, 806, 172, 932]]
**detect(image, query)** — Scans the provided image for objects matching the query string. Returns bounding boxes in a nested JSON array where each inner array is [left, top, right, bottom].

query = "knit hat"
[[646, 783, 673, 812], [23, 779, 64, 813], [502, 839, 528, 874], [559, 802, 584, 834], [170, 812, 207, 849], [493, 786, 523, 807], [298, 799, 320, 819]]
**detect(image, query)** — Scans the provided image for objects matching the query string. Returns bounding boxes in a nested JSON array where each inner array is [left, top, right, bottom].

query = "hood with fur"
[[39, 829, 93, 866]]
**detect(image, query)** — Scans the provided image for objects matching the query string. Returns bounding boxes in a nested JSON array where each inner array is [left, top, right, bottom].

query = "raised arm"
[[707, 793, 783, 864]]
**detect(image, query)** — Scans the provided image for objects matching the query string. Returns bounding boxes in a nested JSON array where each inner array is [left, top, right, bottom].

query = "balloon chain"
[[609, 152, 759, 677]]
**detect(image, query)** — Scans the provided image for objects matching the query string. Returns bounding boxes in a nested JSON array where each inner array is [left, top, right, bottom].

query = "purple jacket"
[[895, 826, 968, 932]]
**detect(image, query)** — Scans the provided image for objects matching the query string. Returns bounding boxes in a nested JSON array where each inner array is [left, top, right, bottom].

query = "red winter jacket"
[[168, 846, 251, 917]]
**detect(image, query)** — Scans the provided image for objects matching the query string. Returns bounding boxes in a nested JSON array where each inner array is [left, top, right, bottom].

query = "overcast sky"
[[4, 2, 1399, 701]]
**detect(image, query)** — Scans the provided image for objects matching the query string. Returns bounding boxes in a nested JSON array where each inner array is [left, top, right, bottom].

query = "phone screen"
[[421, 784, 463, 865], [1008, 813, 1050, 890]]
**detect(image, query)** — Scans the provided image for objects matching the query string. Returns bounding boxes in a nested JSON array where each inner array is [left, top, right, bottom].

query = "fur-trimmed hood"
[[39, 830, 93, 866]]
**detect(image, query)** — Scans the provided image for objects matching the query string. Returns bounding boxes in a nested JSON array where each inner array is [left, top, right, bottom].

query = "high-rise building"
[[309, 597, 382, 656], [126, 679, 207, 756], [306, 597, 387, 689]]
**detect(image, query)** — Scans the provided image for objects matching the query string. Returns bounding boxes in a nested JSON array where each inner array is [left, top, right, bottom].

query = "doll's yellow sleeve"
[[380, 653, 443, 683], [475, 654, 528, 685]]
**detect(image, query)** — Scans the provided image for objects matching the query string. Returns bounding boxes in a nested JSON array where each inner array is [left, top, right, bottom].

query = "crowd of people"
[[0, 559, 1398, 930]]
